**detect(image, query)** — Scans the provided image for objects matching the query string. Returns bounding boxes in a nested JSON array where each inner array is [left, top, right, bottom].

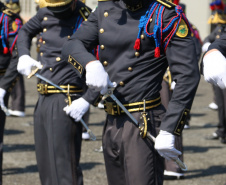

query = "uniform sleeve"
[[0, 15, 21, 91], [17, 10, 43, 57], [208, 33, 226, 57], [203, 25, 220, 44], [160, 10, 200, 135], [62, 8, 99, 77], [82, 87, 102, 106]]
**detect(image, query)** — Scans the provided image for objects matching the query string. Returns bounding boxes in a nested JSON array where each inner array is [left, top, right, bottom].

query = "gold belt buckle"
[[37, 84, 48, 94], [105, 102, 116, 115]]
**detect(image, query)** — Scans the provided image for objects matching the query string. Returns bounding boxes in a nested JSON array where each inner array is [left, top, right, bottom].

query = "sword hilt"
[[27, 66, 43, 79]]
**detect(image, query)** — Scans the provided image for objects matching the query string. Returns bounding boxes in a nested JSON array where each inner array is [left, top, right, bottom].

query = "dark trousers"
[[10, 74, 25, 111], [160, 81, 184, 173], [34, 93, 83, 185], [0, 75, 10, 185], [102, 105, 165, 185], [215, 86, 226, 137]]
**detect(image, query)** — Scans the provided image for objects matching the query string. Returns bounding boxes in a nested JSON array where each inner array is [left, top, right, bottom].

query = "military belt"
[[37, 84, 83, 95], [0, 69, 6, 76], [104, 97, 161, 115]]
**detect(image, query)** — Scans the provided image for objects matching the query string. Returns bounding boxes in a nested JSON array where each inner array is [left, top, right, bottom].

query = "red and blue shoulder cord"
[[134, 2, 192, 58], [0, 12, 22, 54]]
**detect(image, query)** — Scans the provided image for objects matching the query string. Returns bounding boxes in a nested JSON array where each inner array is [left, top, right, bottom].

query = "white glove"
[[202, 42, 211, 53], [17, 55, 42, 76], [0, 88, 6, 110], [86, 60, 114, 95], [203, 50, 226, 89], [155, 130, 182, 160], [170, 81, 176, 90], [64, 97, 90, 122]]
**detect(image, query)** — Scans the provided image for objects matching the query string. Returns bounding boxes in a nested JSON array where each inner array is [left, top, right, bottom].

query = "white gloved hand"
[[86, 60, 114, 95], [17, 55, 42, 76], [0, 88, 6, 110], [63, 97, 90, 122], [170, 81, 176, 90], [203, 50, 226, 89], [155, 130, 182, 160], [202, 42, 211, 53]]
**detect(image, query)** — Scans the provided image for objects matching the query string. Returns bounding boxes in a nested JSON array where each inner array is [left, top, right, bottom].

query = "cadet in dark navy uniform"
[[0, 1, 22, 184], [16, 0, 97, 185], [202, 0, 226, 144], [203, 33, 226, 144], [62, 0, 200, 184], [4, 0, 26, 117]]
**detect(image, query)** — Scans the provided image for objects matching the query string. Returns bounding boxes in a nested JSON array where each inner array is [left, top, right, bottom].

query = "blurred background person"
[[5, 0, 25, 117], [0, 1, 23, 183], [202, 0, 226, 144]]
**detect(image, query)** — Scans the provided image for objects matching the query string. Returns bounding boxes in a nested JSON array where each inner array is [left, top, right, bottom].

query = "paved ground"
[[2, 73, 226, 185]]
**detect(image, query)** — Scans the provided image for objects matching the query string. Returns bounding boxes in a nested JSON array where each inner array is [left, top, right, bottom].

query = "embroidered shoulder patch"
[[176, 19, 189, 38], [12, 21, 17, 31]]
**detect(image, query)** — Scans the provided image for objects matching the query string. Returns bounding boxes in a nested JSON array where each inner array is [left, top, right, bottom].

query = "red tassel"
[[3, 47, 9, 54], [173, 0, 179, 5], [134, 38, 141, 50], [154, 47, 160, 58], [210, 5, 215, 11]]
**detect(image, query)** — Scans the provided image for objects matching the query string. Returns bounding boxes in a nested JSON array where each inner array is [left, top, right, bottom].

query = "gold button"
[[100, 28, 104, 33], [100, 45, 105, 50], [103, 61, 108, 66], [68, 35, 70, 39], [181, 121, 184, 124], [56, 57, 61, 61], [119, 81, 124, 86], [40, 52, 43, 56], [150, 18, 153, 22], [49, 68, 53, 71], [44, 17, 48, 21], [191, 33, 194, 37], [128, 67, 133, 71], [69, 57, 72, 62], [43, 41, 46, 44], [177, 129, 181, 132], [216, 35, 220, 39], [135, 52, 140, 57], [141, 34, 145, 40], [104, 12, 108, 17], [81, 7, 84, 10], [43, 28, 47, 32], [78, 66, 81, 70], [184, 112, 187, 116]]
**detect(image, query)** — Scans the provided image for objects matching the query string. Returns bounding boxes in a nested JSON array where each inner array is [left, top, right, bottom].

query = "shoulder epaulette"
[[79, 6, 91, 21], [3, 9, 14, 16], [156, 0, 176, 8]]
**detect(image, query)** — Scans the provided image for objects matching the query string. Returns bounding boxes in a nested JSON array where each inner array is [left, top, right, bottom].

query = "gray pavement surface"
[[2, 74, 226, 185]]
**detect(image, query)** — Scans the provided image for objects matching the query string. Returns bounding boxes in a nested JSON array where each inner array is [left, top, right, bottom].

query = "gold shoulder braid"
[[3, 8, 13, 16], [79, 6, 91, 21], [156, 0, 176, 8]]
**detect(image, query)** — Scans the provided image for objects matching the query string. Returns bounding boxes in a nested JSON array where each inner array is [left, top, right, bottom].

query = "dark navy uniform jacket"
[[208, 33, 226, 56], [62, 0, 200, 135], [17, 1, 98, 104], [204, 24, 226, 44], [0, 3, 22, 92]]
